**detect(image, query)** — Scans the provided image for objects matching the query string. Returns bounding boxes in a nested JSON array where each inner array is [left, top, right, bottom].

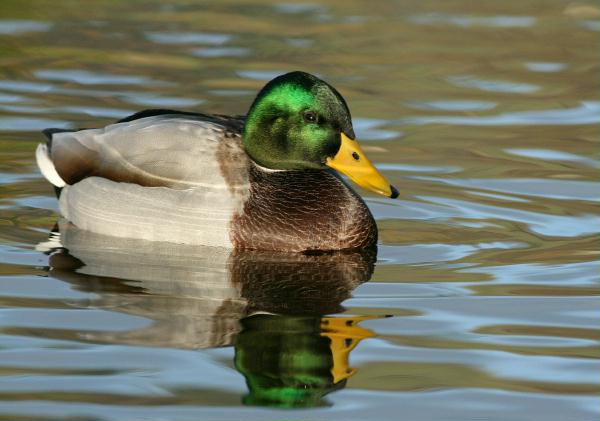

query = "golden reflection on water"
[[0, 0, 597, 419]]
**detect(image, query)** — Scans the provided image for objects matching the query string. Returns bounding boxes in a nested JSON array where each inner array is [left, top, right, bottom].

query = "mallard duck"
[[36, 71, 398, 252]]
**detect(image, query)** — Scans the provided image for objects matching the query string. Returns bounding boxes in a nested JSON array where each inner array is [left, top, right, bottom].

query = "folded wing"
[[44, 113, 248, 191]]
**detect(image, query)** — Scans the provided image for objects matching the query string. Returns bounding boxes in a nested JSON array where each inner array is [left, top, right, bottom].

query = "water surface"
[[0, 1, 598, 420]]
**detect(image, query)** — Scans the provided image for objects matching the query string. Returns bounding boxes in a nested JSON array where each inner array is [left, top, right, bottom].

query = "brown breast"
[[230, 164, 377, 252]]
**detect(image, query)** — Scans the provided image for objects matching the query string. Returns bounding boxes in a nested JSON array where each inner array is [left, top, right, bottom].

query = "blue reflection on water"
[[145, 31, 232, 45], [0, 20, 52, 35], [399, 101, 599, 126], [409, 13, 537, 28], [447, 75, 539, 94]]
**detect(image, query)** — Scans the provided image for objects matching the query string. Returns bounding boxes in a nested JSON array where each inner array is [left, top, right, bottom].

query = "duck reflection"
[[44, 220, 377, 408], [236, 314, 375, 408]]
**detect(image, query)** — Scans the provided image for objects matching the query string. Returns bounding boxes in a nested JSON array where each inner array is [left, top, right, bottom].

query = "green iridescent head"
[[243, 71, 354, 170], [243, 71, 399, 198]]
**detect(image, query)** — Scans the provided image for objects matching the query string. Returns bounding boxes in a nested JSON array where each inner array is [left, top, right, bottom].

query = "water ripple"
[[448, 75, 539, 94], [34, 69, 169, 86], [0, 116, 70, 131], [377, 163, 462, 174], [0, 308, 150, 331], [284, 38, 314, 48], [58, 106, 134, 119], [413, 177, 599, 202], [0, 93, 33, 103], [524, 62, 567, 73], [236, 70, 289, 81], [460, 261, 600, 287], [145, 31, 232, 45], [354, 118, 401, 141], [399, 101, 599, 126], [274, 3, 326, 14], [405, 100, 497, 111], [0, 79, 203, 108], [416, 195, 598, 237], [190, 47, 250, 58], [506, 148, 599, 168], [409, 13, 537, 28], [118, 93, 203, 108], [0, 20, 52, 35], [0, 2, 596, 420], [0, 80, 53, 93], [378, 242, 526, 265], [0, 104, 133, 119], [580, 20, 599, 31]]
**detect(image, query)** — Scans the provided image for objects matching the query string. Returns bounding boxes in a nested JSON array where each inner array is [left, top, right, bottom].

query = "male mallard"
[[36, 71, 398, 252]]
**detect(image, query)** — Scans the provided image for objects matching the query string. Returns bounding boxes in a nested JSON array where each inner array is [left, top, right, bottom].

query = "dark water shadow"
[[40, 220, 378, 408]]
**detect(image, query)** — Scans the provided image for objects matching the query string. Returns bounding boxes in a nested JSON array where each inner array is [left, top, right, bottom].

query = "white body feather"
[[38, 116, 251, 248]]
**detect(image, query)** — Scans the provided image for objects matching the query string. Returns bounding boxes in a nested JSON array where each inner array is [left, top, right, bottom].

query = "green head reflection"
[[235, 314, 376, 408]]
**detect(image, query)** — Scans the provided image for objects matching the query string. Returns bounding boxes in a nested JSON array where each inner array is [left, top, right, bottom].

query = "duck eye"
[[303, 110, 318, 123]]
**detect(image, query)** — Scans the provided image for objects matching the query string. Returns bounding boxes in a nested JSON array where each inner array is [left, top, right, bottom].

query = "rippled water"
[[0, 1, 598, 420]]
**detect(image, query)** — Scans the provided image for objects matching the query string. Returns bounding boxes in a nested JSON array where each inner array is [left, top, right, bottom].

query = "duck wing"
[[43, 110, 248, 190]]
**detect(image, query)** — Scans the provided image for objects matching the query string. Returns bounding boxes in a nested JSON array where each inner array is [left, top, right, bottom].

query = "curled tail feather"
[[36, 143, 66, 188]]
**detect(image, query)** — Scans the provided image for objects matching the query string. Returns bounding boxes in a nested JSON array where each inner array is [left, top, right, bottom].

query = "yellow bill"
[[326, 133, 399, 198]]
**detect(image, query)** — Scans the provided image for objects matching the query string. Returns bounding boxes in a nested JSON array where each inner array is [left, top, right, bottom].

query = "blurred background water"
[[0, 1, 598, 420]]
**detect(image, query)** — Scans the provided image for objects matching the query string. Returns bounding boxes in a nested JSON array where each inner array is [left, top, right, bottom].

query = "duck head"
[[243, 71, 399, 198]]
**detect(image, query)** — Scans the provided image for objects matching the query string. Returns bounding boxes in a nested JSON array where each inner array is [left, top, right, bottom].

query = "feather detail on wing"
[[45, 114, 249, 191]]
